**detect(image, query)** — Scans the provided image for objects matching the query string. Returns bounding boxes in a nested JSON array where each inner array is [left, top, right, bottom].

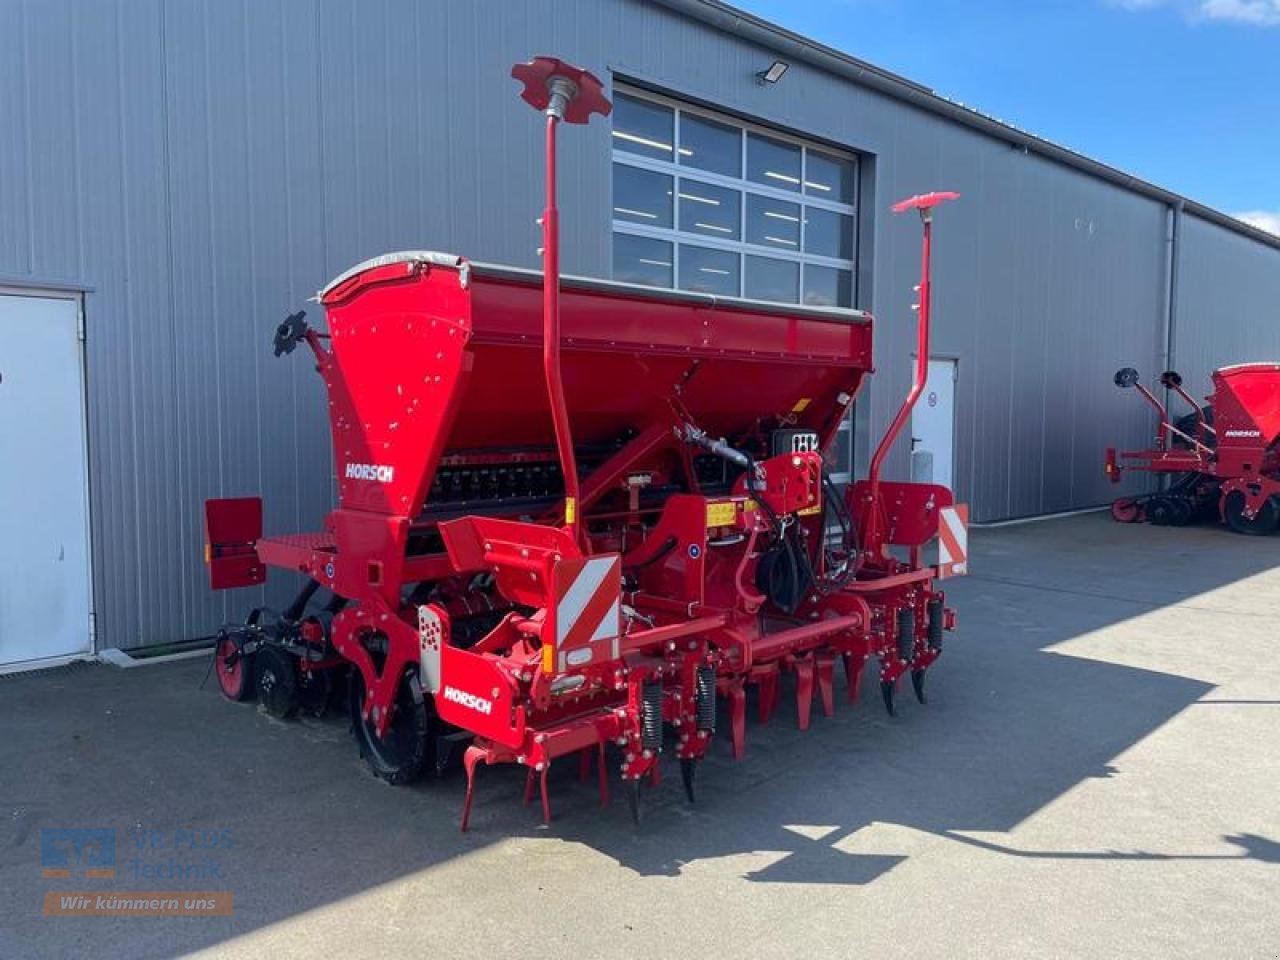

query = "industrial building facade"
[[2, 0, 1279, 661]]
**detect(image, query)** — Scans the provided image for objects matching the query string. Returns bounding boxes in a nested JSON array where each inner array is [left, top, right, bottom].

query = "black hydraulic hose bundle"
[[283, 579, 322, 621], [682, 422, 861, 613], [817, 472, 859, 589], [741, 452, 810, 613], [674, 423, 808, 613]]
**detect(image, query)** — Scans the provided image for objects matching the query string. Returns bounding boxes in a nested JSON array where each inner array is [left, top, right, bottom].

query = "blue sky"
[[733, 0, 1280, 233]]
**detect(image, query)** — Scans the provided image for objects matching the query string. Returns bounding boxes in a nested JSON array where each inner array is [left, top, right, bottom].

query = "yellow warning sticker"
[[705, 500, 738, 528], [791, 397, 812, 413], [564, 497, 576, 524]]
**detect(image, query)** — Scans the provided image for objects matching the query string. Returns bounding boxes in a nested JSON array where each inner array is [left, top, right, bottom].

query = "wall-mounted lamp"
[[756, 60, 789, 85]]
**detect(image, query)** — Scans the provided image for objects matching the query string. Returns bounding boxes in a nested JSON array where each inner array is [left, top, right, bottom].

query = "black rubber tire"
[[214, 632, 255, 702], [1224, 491, 1279, 536], [1147, 497, 1177, 526], [349, 670, 435, 786], [296, 666, 333, 717], [253, 645, 300, 719]]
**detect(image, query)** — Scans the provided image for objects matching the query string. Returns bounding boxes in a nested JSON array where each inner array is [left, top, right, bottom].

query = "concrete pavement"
[[2, 512, 1277, 959]]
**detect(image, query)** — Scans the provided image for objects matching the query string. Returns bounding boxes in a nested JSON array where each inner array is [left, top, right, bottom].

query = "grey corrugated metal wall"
[[0, 0, 1271, 649], [1172, 213, 1280, 402]]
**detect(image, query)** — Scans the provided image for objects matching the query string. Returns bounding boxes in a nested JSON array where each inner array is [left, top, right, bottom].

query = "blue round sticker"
[[324, 562, 335, 579], [688, 544, 701, 559]]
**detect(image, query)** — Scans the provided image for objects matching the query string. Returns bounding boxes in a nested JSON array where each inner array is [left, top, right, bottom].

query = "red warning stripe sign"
[[549, 554, 622, 671], [937, 504, 968, 578]]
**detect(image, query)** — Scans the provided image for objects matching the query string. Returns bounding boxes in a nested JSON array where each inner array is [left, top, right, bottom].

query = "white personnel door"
[[0, 293, 92, 668], [910, 358, 957, 490]]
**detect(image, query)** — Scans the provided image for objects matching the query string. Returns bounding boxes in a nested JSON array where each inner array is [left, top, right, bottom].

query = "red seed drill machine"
[[1106, 363, 1280, 534], [204, 56, 968, 827]]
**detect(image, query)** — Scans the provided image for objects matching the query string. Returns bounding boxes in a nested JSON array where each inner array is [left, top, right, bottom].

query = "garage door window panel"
[[611, 88, 857, 307]]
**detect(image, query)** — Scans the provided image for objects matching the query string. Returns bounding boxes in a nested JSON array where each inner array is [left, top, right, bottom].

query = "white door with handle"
[[0, 293, 92, 668], [910, 358, 957, 491]]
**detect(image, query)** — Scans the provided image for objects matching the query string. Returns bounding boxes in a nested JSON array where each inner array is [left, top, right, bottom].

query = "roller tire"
[[254, 645, 301, 720], [349, 670, 435, 786], [1224, 491, 1279, 536], [1147, 498, 1178, 526]]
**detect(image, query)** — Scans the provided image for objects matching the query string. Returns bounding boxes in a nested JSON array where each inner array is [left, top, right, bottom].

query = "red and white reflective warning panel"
[[548, 554, 622, 672], [937, 504, 968, 578]]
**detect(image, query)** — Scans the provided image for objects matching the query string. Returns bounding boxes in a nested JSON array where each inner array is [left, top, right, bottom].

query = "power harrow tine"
[[595, 743, 610, 808], [843, 652, 866, 704], [794, 657, 816, 731], [577, 742, 611, 807], [522, 766, 554, 825], [816, 654, 836, 719], [756, 667, 780, 725], [201, 57, 966, 831], [727, 682, 747, 760], [460, 745, 485, 833]]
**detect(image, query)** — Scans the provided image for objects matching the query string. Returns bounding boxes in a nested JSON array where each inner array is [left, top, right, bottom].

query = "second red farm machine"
[[204, 56, 968, 827], [1106, 363, 1280, 534]]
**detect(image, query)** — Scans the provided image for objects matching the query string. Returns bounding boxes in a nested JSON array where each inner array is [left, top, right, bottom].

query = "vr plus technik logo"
[[40, 828, 116, 880], [39, 826, 236, 917]]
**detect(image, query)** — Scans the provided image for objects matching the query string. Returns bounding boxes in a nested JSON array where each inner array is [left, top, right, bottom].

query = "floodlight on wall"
[[756, 60, 789, 85]]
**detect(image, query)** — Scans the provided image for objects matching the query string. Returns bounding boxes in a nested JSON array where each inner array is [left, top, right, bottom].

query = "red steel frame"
[[204, 56, 968, 828]]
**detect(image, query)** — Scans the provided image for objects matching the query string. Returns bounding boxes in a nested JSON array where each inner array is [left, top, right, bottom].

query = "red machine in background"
[[1106, 363, 1280, 534], [204, 56, 967, 828]]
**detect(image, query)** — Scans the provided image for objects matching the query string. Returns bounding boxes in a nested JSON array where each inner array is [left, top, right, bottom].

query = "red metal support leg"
[[758, 667, 779, 724], [816, 653, 836, 718], [844, 652, 866, 704], [729, 682, 746, 759], [523, 768, 536, 806], [795, 658, 815, 731], [539, 766, 551, 825], [597, 741, 610, 807]]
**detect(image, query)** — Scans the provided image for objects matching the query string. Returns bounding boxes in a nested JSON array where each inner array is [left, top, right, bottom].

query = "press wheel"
[[349, 670, 435, 786], [253, 644, 300, 719], [1224, 491, 1279, 536]]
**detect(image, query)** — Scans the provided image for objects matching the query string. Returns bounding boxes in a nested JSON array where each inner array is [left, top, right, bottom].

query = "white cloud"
[[1200, 0, 1280, 24], [1232, 211, 1280, 235], [1109, 0, 1280, 24]]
